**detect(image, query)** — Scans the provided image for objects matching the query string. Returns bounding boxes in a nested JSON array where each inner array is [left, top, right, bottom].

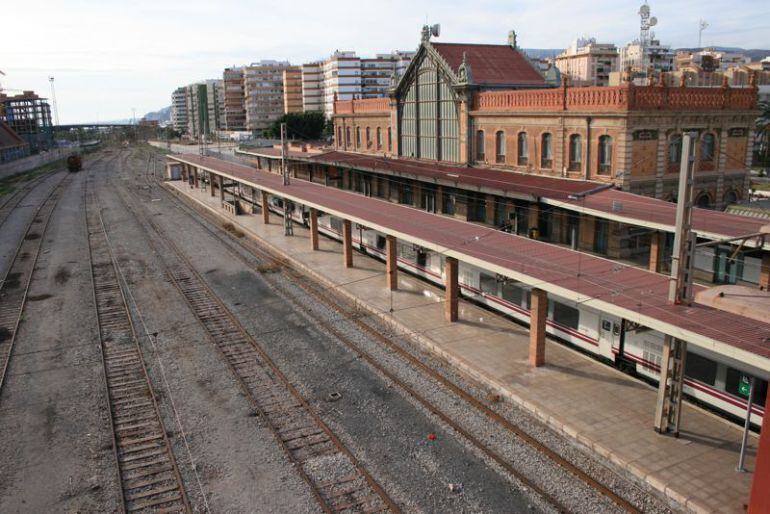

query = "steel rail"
[[118, 152, 400, 514], [85, 154, 191, 514], [147, 155, 648, 513], [0, 169, 62, 228], [0, 171, 72, 400]]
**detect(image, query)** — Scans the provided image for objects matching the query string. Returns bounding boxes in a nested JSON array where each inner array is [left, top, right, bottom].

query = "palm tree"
[[756, 100, 770, 175]]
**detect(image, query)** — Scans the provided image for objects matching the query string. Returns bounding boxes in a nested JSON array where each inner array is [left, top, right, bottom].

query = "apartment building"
[[312, 50, 415, 117], [223, 67, 246, 130], [675, 49, 752, 73], [243, 60, 293, 132], [301, 62, 323, 112], [361, 51, 416, 98], [321, 51, 362, 118], [185, 79, 224, 138], [555, 38, 618, 86], [171, 87, 189, 132], [282, 67, 303, 114]]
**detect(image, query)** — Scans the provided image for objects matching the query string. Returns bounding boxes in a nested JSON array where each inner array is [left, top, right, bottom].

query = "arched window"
[[365, 127, 371, 148], [695, 192, 713, 209], [495, 131, 505, 163], [345, 127, 351, 147], [387, 127, 392, 152], [337, 126, 342, 147], [376, 127, 382, 150], [723, 190, 738, 205], [668, 134, 682, 167], [598, 135, 612, 175], [568, 134, 582, 171], [541, 133, 553, 168], [476, 130, 485, 161], [355, 127, 361, 148], [701, 133, 715, 162], [517, 132, 528, 165]]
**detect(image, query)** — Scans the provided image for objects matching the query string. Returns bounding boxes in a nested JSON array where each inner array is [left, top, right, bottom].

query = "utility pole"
[[654, 131, 697, 436], [281, 122, 293, 236]]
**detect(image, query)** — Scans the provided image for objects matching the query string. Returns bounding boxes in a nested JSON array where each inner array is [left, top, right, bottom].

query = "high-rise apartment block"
[[243, 60, 294, 132], [555, 38, 618, 86], [311, 50, 415, 118], [223, 67, 246, 131], [171, 87, 189, 132], [301, 63, 323, 112], [185, 79, 225, 138], [282, 68, 303, 114]]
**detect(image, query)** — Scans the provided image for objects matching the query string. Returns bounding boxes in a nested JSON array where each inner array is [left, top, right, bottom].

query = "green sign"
[[738, 376, 751, 397]]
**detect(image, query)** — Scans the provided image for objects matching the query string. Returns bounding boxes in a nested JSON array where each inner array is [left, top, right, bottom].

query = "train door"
[[598, 317, 622, 357]]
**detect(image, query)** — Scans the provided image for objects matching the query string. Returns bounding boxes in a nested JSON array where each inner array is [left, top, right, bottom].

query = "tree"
[[268, 112, 327, 140], [756, 100, 770, 173]]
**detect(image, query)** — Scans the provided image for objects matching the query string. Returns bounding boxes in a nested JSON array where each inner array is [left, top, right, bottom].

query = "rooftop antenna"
[[638, 3, 658, 48], [49, 76, 60, 126], [698, 19, 709, 48]]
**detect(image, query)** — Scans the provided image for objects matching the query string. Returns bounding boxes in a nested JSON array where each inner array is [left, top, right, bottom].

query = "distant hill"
[[142, 106, 171, 123], [523, 48, 563, 59]]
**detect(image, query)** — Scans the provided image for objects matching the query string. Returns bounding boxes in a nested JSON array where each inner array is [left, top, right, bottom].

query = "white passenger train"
[[263, 196, 767, 427]]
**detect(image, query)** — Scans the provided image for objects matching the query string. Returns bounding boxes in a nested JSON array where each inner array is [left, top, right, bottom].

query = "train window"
[[480, 273, 497, 295], [685, 353, 717, 386], [553, 302, 580, 330], [725, 368, 767, 406], [601, 320, 612, 332], [416, 251, 427, 268], [376, 236, 386, 250], [330, 217, 342, 233], [501, 282, 523, 306]]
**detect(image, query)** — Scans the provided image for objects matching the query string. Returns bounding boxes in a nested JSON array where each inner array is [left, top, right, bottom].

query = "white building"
[[171, 87, 188, 132], [321, 51, 362, 118], [301, 62, 323, 112], [617, 3, 674, 80], [675, 49, 752, 72], [555, 38, 618, 86], [303, 50, 415, 118]]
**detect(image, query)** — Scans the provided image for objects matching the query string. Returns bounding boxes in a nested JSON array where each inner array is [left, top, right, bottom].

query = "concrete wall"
[[0, 149, 68, 181], [148, 140, 237, 155]]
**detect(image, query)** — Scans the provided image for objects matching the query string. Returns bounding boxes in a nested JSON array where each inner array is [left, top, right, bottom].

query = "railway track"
[[0, 169, 60, 228], [117, 156, 400, 514], [0, 172, 72, 398], [85, 170, 190, 514], [142, 153, 651, 513]]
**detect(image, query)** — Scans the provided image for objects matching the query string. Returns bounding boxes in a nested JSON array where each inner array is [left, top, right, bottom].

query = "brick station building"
[[332, 29, 758, 208], [246, 28, 767, 285]]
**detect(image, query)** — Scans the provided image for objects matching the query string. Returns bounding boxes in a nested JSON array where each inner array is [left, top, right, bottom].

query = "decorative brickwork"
[[335, 98, 390, 114], [473, 83, 757, 113]]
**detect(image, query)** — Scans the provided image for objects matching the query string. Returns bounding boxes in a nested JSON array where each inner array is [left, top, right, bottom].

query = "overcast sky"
[[2, 0, 769, 124]]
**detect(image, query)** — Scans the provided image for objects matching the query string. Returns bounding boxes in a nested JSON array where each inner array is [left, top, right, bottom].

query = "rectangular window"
[[685, 352, 718, 386], [480, 273, 497, 295], [442, 190, 456, 215], [552, 301, 580, 330], [501, 282, 524, 306]]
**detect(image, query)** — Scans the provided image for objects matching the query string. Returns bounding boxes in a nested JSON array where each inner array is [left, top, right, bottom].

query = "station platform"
[[165, 179, 758, 513]]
